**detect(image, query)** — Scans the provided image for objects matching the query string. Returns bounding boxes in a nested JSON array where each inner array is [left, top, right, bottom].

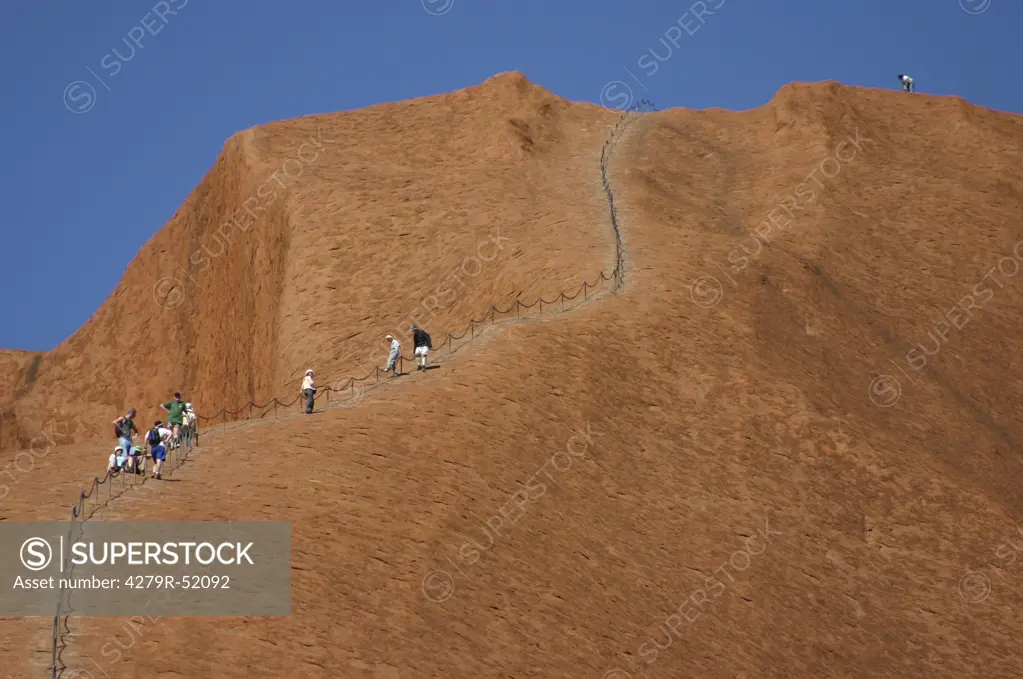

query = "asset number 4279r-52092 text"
[[124, 575, 231, 589]]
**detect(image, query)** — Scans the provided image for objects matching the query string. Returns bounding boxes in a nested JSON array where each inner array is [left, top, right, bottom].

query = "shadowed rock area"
[[3, 73, 1023, 678]]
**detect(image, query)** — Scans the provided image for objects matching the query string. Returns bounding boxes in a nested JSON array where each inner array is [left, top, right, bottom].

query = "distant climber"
[[302, 369, 316, 414], [385, 335, 401, 377], [411, 325, 433, 370], [897, 74, 914, 93], [183, 403, 198, 446]]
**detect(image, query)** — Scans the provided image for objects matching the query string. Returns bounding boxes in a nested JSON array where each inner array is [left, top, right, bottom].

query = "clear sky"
[[1, 0, 1019, 351]]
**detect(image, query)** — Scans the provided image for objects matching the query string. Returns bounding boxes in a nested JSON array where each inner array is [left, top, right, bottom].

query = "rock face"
[[0, 70, 616, 451]]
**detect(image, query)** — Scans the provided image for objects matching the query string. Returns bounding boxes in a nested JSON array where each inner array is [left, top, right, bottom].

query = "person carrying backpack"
[[411, 324, 433, 370], [146, 420, 170, 480], [113, 409, 138, 456]]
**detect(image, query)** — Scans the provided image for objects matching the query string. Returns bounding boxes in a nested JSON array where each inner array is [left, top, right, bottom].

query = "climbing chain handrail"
[[190, 98, 658, 431], [48, 97, 656, 679], [50, 428, 195, 678]]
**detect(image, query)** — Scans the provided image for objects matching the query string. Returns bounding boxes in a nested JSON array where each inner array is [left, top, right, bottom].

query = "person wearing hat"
[[127, 444, 145, 474], [107, 445, 129, 475], [182, 402, 198, 446], [897, 73, 914, 92], [384, 335, 401, 377], [411, 324, 433, 370], [111, 443, 143, 475], [301, 369, 316, 414]]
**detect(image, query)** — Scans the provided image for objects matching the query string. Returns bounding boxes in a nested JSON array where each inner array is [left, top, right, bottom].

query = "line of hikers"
[[104, 325, 436, 462], [109, 392, 197, 479], [300, 324, 434, 414]]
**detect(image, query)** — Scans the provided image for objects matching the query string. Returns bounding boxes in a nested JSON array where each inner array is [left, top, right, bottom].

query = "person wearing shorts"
[[127, 445, 144, 474], [411, 325, 432, 370], [161, 392, 187, 448], [146, 421, 171, 480]]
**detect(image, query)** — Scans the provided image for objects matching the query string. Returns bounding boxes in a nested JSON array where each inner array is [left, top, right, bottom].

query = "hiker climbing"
[[113, 408, 138, 455], [302, 369, 316, 414], [385, 335, 401, 377], [160, 392, 187, 449], [897, 74, 914, 93], [411, 324, 432, 370], [146, 420, 171, 479], [183, 402, 198, 445]]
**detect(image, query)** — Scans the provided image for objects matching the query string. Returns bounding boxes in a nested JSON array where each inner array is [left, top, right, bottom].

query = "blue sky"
[[0, 0, 1019, 351]]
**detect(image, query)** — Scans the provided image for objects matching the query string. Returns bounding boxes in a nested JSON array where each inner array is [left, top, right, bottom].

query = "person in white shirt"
[[384, 335, 401, 377], [301, 369, 316, 414], [183, 403, 198, 445], [897, 74, 914, 92]]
